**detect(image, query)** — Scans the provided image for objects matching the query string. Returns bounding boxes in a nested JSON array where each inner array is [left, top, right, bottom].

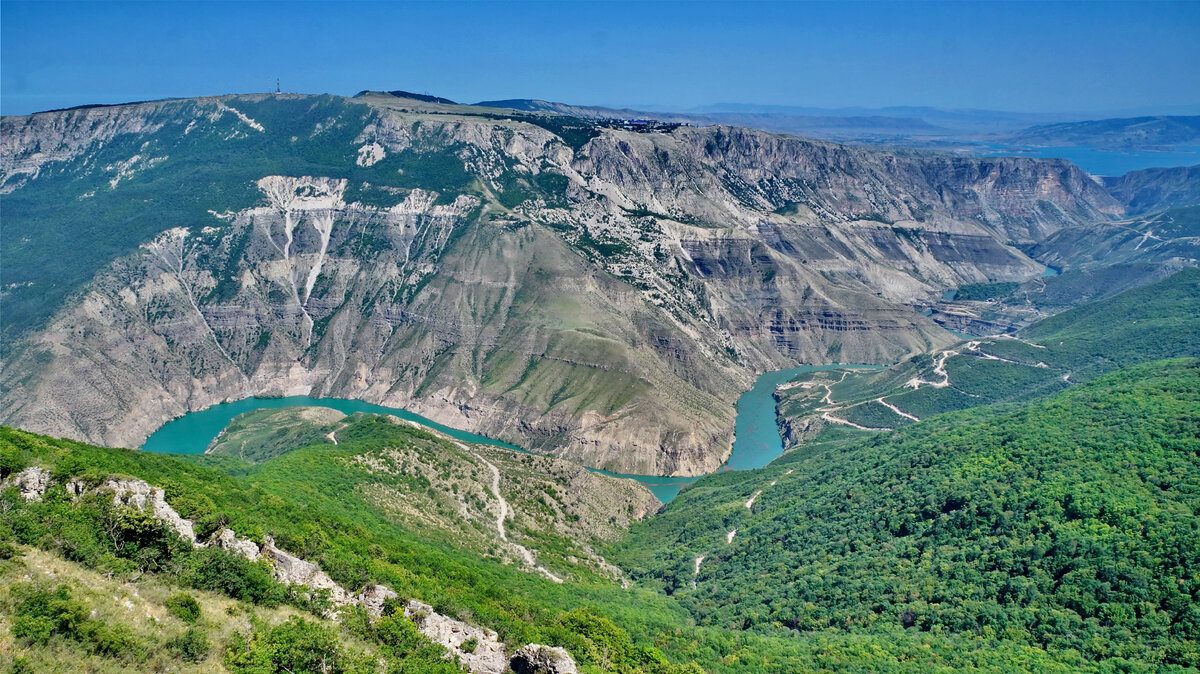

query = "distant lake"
[[973, 144, 1200, 177], [141, 364, 882, 503]]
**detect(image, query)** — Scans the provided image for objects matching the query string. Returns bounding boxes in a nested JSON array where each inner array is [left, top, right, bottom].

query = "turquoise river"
[[142, 364, 880, 502]]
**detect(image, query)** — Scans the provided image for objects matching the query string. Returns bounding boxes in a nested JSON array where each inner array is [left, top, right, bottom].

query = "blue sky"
[[2, 0, 1198, 117]]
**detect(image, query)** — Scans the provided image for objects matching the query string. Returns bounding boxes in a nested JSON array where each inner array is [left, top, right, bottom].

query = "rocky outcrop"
[[405, 600, 510, 674], [356, 584, 398, 618], [1, 466, 52, 500], [12, 466, 594, 673], [510, 644, 579, 674], [212, 527, 260, 561], [260, 534, 351, 605], [103, 478, 200, 544]]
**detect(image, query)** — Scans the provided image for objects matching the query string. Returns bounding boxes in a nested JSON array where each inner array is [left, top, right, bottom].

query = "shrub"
[[10, 582, 89, 645], [165, 592, 202, 623], [10, 581, 143, 659], [226, 616, 367, 674], [170, 627, 210, 663], [373, 612, 460, 673], [182, 547, 287, 606], [0, 444, 27, 479]]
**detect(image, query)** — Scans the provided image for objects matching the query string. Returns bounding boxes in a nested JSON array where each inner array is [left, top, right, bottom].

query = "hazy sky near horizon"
[[2, 0, 1198, 117]]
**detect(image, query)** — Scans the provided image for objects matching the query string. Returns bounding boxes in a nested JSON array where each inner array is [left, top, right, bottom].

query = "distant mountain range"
[[1008, 115, 1200, 149], [474, 97, 1200, 155]]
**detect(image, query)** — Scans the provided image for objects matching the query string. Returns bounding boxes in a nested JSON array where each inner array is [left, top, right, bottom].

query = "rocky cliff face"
[[0, 93, 1130, 474], [1104, 165, 1200, 215]]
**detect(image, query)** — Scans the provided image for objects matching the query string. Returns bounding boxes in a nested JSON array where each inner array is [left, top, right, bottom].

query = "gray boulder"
[[211, 528, 260, 561], [510, 644, 579, 674], [104, 477, 199, 545]]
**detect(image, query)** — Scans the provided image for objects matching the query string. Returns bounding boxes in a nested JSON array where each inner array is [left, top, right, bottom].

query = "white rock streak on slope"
[[727, 528, 737, 544], [146, 228, 248, 392], [459, 442, 564, 584], [215, 101, 265, 132], [303, 211, 335, 304], [256, 177, 347, 349]]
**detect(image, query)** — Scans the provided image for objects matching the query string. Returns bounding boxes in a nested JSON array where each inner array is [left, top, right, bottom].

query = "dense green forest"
[[1023, 266, 1200, 379], [613, 359, 1200, 671]]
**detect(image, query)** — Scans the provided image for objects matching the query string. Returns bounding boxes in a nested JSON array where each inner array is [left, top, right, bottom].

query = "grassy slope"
[[0, 423, 705, 672], [1, 545, 383, 673], [613, 359, 1200, 671], [214, 412, 659, 580]]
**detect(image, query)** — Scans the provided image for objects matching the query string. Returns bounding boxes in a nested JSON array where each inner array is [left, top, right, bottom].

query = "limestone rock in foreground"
[[212, 527, 261, 561], [356, 584, 398, 617], [1, 466, 52, 500], [511, 644, 579, 674], [260, 534, 350, 605], [7, 466, 586, 674], [405, 600, 510, 674], [103, 477, 199, 544]]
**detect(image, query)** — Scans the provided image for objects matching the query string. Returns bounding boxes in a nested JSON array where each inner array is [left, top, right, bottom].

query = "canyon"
[[0, 91, 1184, 475]]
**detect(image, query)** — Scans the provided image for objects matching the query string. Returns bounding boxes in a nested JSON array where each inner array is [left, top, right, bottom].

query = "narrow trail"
[[906, 348, 955, 389], [819, 371, 851, 405], [745, 490, 762, 509], [877, 397, 920, 422], [998, 335, 1047, 349], [821, 412, 892, 432], [467, 445, 563, 584]]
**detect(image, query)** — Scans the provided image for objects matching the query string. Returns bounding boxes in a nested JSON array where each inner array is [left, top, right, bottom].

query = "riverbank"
[[140, 364, 886, 502]]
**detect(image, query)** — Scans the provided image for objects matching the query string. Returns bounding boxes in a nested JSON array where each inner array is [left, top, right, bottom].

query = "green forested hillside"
[[1024, 266, 1200, 378], [0, 422, 711, 673], [13, 361, 1200, 673], [614, 359, 1200, 671]]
